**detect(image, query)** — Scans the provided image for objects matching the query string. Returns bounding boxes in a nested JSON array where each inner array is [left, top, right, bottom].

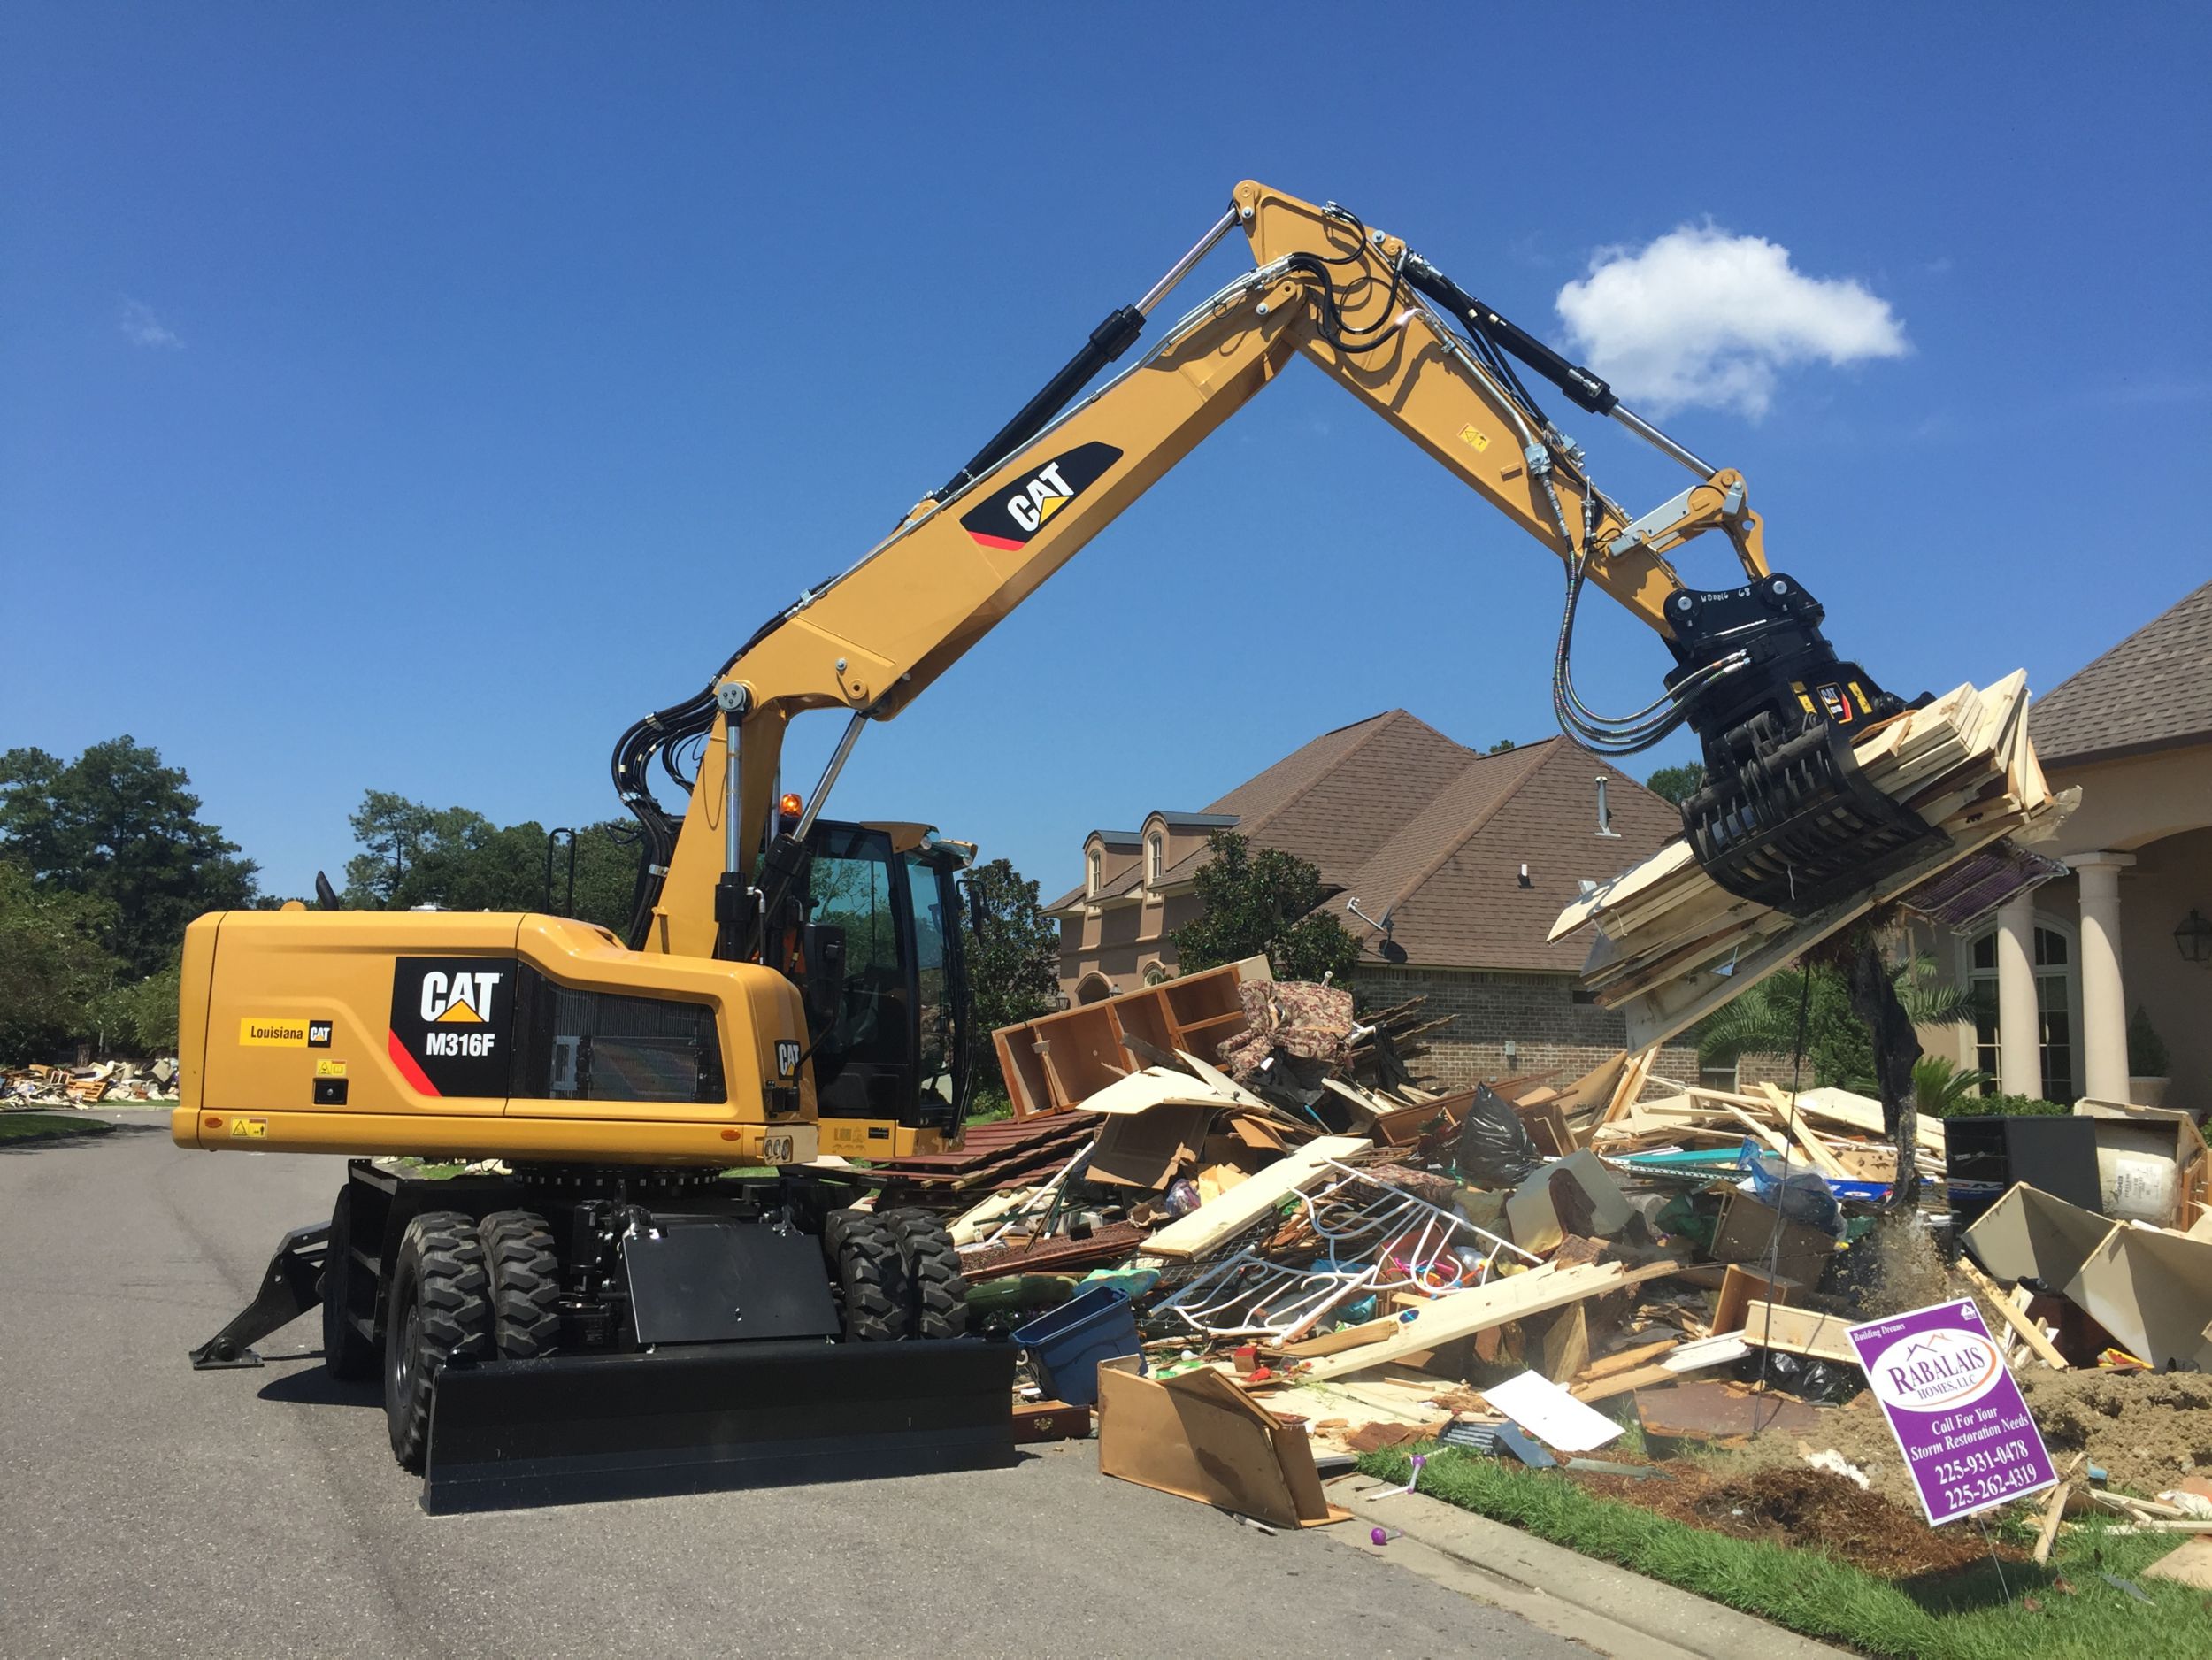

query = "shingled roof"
[[2029, 578, 2212, 765], [1049, 711, 1681, 972]]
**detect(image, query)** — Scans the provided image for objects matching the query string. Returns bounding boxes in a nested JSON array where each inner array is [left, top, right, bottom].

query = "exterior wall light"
[[2176, 907, 2212, 965]]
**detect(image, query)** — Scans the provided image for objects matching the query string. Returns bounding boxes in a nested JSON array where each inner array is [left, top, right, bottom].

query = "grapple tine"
[[1667, 573, 1946, 916]]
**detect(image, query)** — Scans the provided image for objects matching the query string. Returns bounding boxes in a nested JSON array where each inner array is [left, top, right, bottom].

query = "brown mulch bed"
[[1568, 1463, 2024, 1579]]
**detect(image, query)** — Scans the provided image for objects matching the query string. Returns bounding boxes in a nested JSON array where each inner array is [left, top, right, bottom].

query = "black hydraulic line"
[[1404, 257, 1617, 418], [930, 304, 1146, 503]]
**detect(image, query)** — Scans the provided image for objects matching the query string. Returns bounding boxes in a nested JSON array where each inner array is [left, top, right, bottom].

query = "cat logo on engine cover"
[[388, 957, 518, 1098]]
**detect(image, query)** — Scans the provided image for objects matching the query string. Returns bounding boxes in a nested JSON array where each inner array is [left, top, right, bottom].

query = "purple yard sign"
[[1846, 1297, 2057, 1526]]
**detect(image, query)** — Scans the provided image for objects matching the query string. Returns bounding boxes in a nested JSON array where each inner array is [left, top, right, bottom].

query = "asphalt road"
[[0, 1114, 1587, 1660]]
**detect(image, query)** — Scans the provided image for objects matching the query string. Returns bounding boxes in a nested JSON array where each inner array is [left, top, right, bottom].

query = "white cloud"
[[1554, 225, 1905, 419], [119, 298, 182, 349]]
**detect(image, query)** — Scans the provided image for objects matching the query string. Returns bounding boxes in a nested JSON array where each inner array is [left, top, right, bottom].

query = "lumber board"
[[1956, 1257, 2070, 1370], [1735, 1298, 1857, 1364], [1304, 1261, 1684, 1381], [1141, 1136, 1369, 1260]]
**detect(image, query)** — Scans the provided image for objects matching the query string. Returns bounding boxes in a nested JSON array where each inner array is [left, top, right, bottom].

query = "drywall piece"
[[1736, 1299, 1857, 1364], [1140, 1135, 1371, 1260], [1095, 1357, 1346, 1528], [1504, 1150, 1632, 1254], [1480, 1370, 1624, 1453], [1962, 1181, 2118, 1287], [1303, 1260, 1683, 1381]]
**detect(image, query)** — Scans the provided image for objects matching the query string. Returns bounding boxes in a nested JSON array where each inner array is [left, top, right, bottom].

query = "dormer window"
[[1147, 832, 1164, 886], [1087, 847, 1102, 897]]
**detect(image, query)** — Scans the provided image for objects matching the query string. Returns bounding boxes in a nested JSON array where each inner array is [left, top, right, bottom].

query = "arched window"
[[1142, 964, 1169, 987], [1147, 832, 1164, 886], [1087, 847, 1102, 898], [1964, 920, 2078, 1101]]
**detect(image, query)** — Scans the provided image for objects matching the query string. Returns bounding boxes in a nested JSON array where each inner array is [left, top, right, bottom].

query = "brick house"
[[1045, 710, 1700, 1089]]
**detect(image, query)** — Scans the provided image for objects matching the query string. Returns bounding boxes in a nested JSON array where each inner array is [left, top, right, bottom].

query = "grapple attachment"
[[1668, 573, 1947, 917]]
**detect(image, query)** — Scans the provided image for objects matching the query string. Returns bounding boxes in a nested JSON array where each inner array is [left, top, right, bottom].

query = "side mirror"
[[800, 922, 847, 1030]]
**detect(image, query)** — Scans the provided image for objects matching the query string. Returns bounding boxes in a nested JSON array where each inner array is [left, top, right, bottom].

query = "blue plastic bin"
[[1011, 1284, 1141, 1406]]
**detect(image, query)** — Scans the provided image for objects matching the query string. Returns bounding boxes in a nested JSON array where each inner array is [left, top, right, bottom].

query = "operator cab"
[[786, 819, 974, 1134]]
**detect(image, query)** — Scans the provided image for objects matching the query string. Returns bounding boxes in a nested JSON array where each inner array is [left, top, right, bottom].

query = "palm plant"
[[1912, 1052, 1993, 1116]]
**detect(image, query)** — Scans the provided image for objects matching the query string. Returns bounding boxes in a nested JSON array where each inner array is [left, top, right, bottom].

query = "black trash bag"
[[1735, 1348, 1865, 1406], [1452, 1085, 1543, 1187]]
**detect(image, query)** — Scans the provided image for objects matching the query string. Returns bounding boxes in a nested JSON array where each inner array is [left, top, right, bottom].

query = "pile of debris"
[[880, 960, 2209, 1541], [3, 1058, 179, 1107]]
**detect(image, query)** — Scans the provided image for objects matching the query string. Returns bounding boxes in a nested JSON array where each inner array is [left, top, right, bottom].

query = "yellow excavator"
[[179, 181, 1953, 1510]]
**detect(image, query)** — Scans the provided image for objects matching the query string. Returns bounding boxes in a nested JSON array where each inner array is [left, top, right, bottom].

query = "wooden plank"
[[2033, 1454, 2087, 1564], [1304, 1261, 1685, 1381], [1758, 1084, 1855, 1180], [1539, 1305, 1590, 1384], [1141, 1136, 1370, 1260], [1277, 1318, 1398, 1359], [1956, 1257, 2070, 1370], [1569, 1362, 1678, 1403], [1737, 1298, 1857, 1364], [1572, 1337, 1680, 1382], [1711, 1264, 1792, 1336]]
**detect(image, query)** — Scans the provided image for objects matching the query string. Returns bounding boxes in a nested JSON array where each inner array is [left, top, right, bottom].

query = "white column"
[[2071, 851, 2136, 1103], [1993, 895, 2041, 1097]]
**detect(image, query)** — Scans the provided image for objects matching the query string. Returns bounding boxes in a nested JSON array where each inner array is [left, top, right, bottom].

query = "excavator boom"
[[621, 181, 1936, 965]]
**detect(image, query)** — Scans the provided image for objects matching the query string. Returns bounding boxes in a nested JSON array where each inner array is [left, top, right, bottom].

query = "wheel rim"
[[393, 1300, 421, 1402]]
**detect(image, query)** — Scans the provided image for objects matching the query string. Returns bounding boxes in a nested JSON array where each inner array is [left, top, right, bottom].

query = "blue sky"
[[5, 4, 2207, 903]]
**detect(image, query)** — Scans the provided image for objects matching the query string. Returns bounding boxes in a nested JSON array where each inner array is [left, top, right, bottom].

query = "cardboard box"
[[1096, 1357, 1348, 1528]]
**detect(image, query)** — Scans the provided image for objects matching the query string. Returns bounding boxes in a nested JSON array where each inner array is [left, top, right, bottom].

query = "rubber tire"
[[480, 1210, 561, 1360], [382, 1211, 490, 1472], [320, 1185, 379, 1381], [824, 1209, 911, 1341], [883, 1207, 970, 1341]]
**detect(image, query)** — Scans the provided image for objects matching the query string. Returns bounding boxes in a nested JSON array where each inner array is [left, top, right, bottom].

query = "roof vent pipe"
[[1595, 776, 1624, 839]]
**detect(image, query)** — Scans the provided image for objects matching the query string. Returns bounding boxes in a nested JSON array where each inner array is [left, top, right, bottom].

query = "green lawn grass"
[[0, 1111, 113, 1142], [1358, 1445, 2208, 1660]]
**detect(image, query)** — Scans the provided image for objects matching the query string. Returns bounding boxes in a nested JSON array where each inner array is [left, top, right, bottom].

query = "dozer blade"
[[421, 1338, 1018, 1513]]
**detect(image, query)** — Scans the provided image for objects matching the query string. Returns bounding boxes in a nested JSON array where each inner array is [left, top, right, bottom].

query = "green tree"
[[95, 964, 182, 1055], [1174, 831, 1362, 987], [340, 793, 640, 933], [0, 737, 257, 976], [1695, 952, 1983, 1094], [963, 857, 1060, 1098], [0, 860, 123, 1061], [1644, 763, 1705, 806]]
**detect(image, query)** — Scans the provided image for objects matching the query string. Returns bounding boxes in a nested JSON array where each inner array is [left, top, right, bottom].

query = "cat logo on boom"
[[959, 441, 1123, 551]]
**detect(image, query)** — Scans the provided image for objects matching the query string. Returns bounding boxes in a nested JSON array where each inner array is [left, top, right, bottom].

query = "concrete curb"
[[1325, 1474, 1856, 1660]]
